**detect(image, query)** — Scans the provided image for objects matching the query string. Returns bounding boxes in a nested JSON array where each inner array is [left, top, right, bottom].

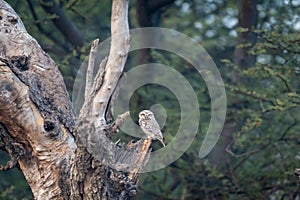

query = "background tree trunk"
[[135, 0, 175, 64], [208, 0, 258, 166], [234, 0, 258, 69], [0, 0, 150, 199]]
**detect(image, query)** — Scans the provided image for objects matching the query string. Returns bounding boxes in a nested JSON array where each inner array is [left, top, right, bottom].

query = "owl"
[[138, 110, 166, 147]]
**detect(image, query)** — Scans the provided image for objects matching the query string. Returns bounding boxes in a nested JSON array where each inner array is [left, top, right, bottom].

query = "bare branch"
[[91, 57, 108, 96], [79, 56, 107, 118], [92, 0, 130, 121], [128, 138, 152, 181], [0, 142, 25, 171], [111, 111, 130, 133], [0, 158, 18, 171], [226, 140, 269, 159], [85, 39, 99, 98], [0, 124, 25, 171], [40, 0, 85, 47], [26, 0, 68, 51]]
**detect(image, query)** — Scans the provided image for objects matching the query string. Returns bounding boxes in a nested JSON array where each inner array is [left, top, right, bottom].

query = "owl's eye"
[[140, 113, 145, 117]]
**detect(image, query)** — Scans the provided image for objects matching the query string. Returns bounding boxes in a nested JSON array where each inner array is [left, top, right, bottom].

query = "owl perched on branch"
[[138, 110, 166, 147]]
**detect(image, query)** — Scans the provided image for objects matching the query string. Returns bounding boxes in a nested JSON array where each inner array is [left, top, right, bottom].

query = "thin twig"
[[0, 157, 17, 171], [226, 140, 266, 159]]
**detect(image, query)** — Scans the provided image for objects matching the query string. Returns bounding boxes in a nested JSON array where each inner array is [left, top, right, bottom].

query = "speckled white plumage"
[[138, 110, 165, 147]]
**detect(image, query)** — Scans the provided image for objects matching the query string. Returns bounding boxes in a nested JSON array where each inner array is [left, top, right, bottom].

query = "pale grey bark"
[[0, 0, 150, 199]]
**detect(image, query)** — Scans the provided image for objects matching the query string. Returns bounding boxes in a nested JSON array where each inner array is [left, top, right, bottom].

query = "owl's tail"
[[158, 138, 166, 147]]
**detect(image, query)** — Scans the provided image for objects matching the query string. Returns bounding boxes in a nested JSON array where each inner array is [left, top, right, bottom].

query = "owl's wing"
[[139, 119, 165, 146], [148, 121, 165, 146], [151, 118, 161, 130]]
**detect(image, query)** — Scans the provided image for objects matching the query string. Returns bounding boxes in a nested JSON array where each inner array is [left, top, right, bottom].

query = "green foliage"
[[0, 153, 33, 199], [133, 1, 300, 199], [1, 0, 300, 199]]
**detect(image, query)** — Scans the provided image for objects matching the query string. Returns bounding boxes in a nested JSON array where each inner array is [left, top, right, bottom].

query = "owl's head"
[[138, 110, 154, 120]]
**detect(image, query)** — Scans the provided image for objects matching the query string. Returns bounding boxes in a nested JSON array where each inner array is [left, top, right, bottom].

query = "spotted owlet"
[[138, 110, 166, 147]]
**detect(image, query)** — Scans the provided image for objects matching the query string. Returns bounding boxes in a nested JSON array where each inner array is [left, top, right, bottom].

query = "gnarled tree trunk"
[[0, 0, 150, 199]]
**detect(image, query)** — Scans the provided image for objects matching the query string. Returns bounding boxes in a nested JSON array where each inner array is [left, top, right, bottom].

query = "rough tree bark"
[[0, 0, 151, 199]]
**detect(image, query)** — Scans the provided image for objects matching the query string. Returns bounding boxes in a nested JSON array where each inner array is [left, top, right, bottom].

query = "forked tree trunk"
[[0, 0, 150, 199]]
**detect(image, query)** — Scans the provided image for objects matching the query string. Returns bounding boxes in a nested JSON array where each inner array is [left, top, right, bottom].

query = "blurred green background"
[[1, 0, 300, 199]]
